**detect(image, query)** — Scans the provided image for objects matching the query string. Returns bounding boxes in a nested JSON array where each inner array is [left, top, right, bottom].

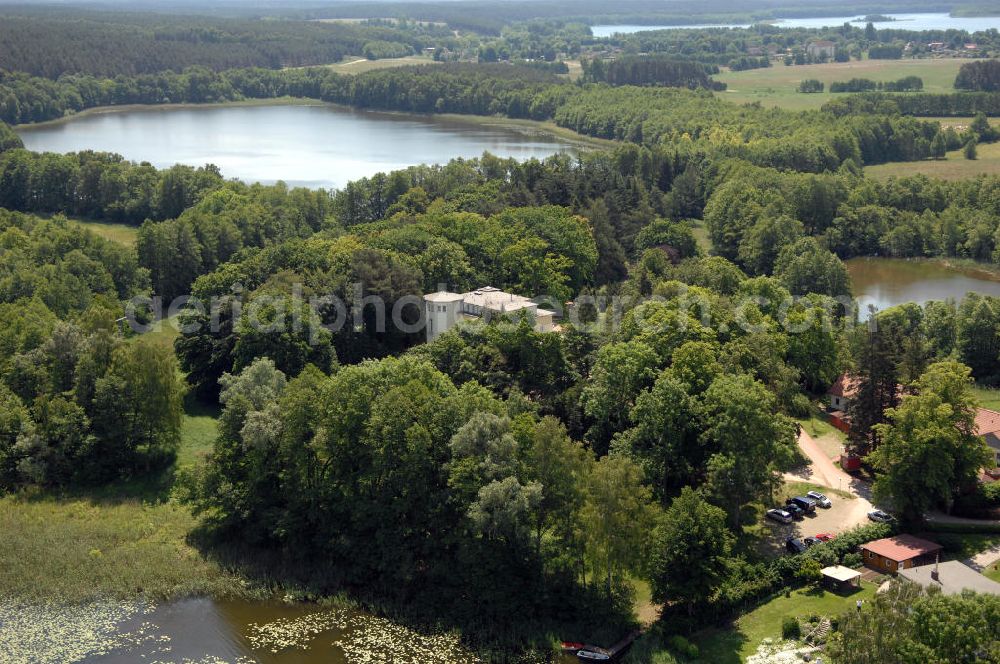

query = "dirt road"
[[781, 430, 875, 539]]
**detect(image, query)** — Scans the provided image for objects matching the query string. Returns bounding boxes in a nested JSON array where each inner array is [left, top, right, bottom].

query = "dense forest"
[[0, 9, 454, 77]]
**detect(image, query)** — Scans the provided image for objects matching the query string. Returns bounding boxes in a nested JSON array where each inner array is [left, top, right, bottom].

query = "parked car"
[[803, 536, 822, 547], [787, 496, 817, 514], [783, 503, 805, 519], [814, 533, 835, 542], [766, 508, 793, 524], [868, 509, 894, 523], [806, 491, 832, 508], [786, 537, 808, 554]]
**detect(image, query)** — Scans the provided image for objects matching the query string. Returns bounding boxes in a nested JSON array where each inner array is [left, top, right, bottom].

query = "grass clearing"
[[693, 582, 876, 663], [690, 219, 712, 253], [715, 58, 970, 111], [973, 384, 1000, 411], [70, 219, 139, 246], [867, 138, 1000, 180], [985, 565, 1000, 583], [322, 54, 439, 74]]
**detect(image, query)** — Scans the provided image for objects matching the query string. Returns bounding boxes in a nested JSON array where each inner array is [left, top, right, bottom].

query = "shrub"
[[798, 79, 824, 93], [796, 558, 824, 586], [782, 616, 801, 639], [965, 138, 978, 160], [842, 552, 862, 568], [667, 634, 699, 659], [830, 78, 878, 93], [984, 482, 1000, 505], [955, 60, 1000, 92]]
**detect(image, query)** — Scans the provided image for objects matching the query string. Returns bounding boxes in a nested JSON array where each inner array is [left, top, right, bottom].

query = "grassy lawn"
[[782, 480, 855, 503], [70, 219, 139, 246], [693, 583, 876, 663], [797, 411, 847, 460], [866, 138, 1000, 180], [134, 314, 182, 353], [973, 385, 1000, 411], [985, 565, 1000, 583], [930, 532, 1000, 560], [690, 220, 712, 254], [715, 58, 970, 111]]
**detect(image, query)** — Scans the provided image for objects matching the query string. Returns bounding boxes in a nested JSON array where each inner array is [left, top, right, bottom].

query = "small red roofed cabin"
[[861, 535, 942, 574]]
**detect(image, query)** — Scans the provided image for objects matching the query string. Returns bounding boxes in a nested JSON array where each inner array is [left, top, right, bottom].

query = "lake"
[[0, 595, 585, 663], [16, 103, 578, 189], [1, 596, 488, 663], [591, 12, 1000, 36], [846, 257, 1000, 312]]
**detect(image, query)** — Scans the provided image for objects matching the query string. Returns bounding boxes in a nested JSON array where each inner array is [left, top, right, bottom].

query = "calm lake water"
[[0, 596, 488, 663], [591, 12, 1000, 36], [16, 104, 578, 189], [0, 595, 580, 663], [846, 257, 1000, 312]]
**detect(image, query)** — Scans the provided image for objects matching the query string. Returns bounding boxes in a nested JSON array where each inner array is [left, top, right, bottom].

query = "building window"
[[885, 559, 892, 569], [898, 561, 904, 570]]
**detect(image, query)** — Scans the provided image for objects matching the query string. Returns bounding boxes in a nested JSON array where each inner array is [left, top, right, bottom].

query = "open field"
[[867, 138, 1000, 180], [715, 58, 971, 111], [986, 565, 1000, 583], [322, 54, 439, 74], [693, 582, 876, 663]]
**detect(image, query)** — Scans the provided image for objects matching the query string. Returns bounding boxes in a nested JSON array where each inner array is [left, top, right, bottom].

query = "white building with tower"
[[424, 286, 555, 341]]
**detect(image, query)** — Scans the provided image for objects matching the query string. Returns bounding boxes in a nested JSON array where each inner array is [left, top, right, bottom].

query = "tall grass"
[[0, 491, 253, 603]]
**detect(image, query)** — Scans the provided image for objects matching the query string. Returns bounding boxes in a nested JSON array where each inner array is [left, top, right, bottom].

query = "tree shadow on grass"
[[689, 625, 746, 664]]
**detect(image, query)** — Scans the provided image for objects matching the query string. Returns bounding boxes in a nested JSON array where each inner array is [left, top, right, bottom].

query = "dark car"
[[803, 536, 822, 548], [783, 502, 805, 519], [786, 537, 808, 554], [868, 509, 894, 523], [787, 496, 818, 514]]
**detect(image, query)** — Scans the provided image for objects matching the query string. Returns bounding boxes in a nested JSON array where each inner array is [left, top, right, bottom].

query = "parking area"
[[760, 430, 881, 555], [762, 494, 868, 552]]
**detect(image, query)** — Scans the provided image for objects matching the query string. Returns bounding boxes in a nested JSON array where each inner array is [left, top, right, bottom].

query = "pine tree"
[[930, 132, 947, 160], [847, 321, 900, 457], [964, 137, 978, 160]]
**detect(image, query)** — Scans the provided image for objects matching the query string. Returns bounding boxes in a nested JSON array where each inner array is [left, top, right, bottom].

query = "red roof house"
[[861, 535, 942, 573], [975, 408, 1000, 480]]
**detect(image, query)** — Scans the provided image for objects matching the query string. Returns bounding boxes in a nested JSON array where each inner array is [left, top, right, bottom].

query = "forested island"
[[3, 1, 1000, 662]]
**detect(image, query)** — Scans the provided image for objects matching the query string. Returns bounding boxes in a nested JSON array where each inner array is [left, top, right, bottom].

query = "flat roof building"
[[899, 560, 1000, 596], [424, 286, 555, 342]]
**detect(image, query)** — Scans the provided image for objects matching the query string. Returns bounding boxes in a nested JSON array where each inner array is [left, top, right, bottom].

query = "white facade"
[[423, 286, 555, 341]]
